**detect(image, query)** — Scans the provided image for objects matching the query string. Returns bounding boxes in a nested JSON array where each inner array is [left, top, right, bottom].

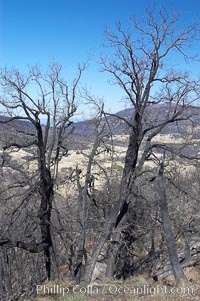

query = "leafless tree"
[[0, 62, 84, 288], [84, 8, 200, 283]]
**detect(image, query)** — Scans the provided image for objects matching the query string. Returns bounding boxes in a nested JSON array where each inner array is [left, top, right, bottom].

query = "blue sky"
[[1, 0, 200, 115]]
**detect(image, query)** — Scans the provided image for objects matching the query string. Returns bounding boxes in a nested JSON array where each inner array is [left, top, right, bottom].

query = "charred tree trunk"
[[73, 232, 87, 283], [105, 113, 142, 278], [37, 122, 54, 280], [155, 162, 187, 285], [39, 168, 53, 279], [106, 205, 137, 279], [84, 116, 142, 283], [105, 202, 130, 278]]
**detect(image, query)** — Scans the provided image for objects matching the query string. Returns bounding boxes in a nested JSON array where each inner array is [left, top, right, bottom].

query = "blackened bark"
[[37, 122, 54, 279], [123, 112, 142, 178], [105, 115, 142, 278], [115, 201, 129, 228], [73, 235, 87, 283], [106, 206, 136, 278], [38, 167, 53, 279], [84, 117, 143, 283]]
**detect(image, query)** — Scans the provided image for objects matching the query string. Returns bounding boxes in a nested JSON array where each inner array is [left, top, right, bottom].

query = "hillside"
[[73, 103, 200, 137], [0, 115, 32, 129], [1, 103, 200, 138]]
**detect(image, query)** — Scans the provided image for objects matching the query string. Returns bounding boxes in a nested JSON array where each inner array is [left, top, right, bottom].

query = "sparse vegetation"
[[0, 6, 200, 301]]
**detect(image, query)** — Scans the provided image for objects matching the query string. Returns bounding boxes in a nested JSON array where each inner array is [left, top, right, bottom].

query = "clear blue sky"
[[1, 0, 200, 114]]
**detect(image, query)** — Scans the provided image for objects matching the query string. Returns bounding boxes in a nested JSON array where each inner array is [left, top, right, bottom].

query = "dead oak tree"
[[0, 63, 84, 283], [84, 8, 200, 282]]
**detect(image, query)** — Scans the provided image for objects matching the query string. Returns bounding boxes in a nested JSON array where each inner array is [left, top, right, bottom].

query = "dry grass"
[[152, 133, 189, 144], [184, 267, 200, 283]]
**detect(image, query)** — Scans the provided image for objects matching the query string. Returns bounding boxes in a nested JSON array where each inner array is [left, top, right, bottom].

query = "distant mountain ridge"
[[1, 103, 200, 138], [73, 103, 200, 137], [0, 115, 32, 129]]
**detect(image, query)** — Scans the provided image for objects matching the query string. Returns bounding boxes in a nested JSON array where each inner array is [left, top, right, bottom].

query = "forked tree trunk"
[[155, 162, 187, 285], [83, 177, 131, 283], [84, 124, 141, 283]]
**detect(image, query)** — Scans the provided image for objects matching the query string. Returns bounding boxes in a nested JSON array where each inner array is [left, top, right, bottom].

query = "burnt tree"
[[0, 63, 84, 283], [84, 8, 200, 282]]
